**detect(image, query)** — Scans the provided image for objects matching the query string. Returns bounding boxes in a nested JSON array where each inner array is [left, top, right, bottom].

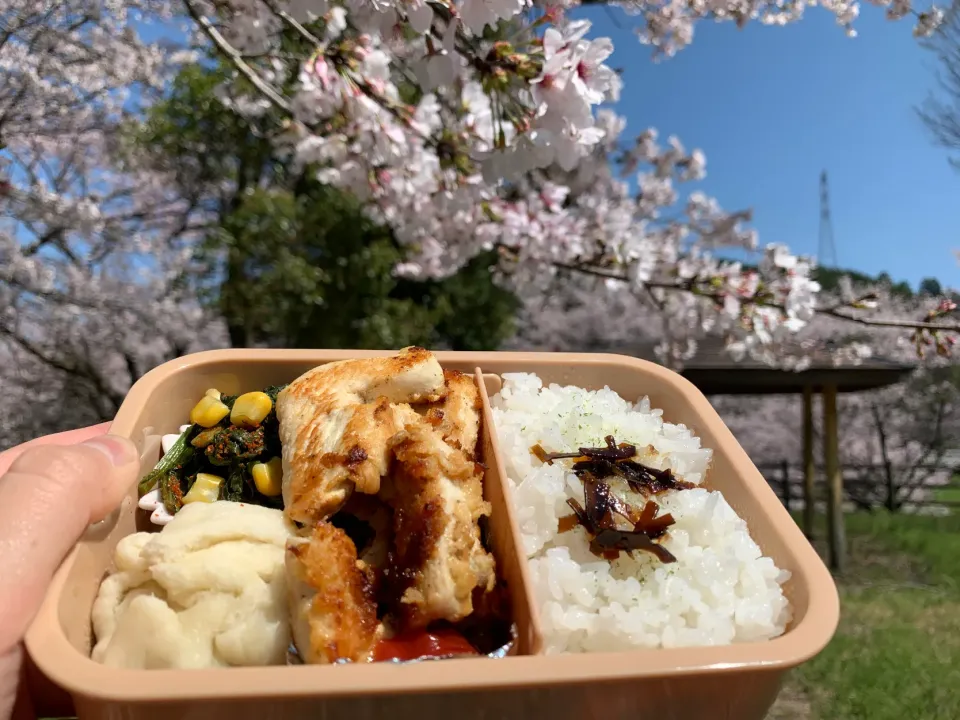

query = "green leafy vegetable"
[[224, 465, 246, 502], [138, 428, 196, 496], [205, 425, 265, 466], [159, 472, 183, 514]]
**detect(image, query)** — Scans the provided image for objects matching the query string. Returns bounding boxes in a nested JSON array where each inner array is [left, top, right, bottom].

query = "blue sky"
[[576, 6, 960, 290]]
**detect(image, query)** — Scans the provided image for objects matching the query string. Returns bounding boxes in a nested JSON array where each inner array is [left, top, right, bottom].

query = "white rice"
[[490, 373, 792, 654]]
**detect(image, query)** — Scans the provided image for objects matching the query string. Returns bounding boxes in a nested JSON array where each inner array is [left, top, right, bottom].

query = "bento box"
[[25, 349, 839, 720]]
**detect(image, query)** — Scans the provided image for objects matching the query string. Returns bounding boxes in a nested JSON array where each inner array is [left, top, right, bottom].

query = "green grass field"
[[768, 510, 960, 719], [932, 479, 960, 505]]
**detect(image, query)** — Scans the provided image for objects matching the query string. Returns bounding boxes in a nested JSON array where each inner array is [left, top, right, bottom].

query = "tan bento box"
[[25, 350, 839, 720]]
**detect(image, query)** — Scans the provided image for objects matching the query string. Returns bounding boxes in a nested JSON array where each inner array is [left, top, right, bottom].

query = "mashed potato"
[[91, 501, 294, 669]]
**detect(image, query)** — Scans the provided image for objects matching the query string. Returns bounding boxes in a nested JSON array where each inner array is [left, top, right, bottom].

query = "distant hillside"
[[731, 257, 945, 299], [813, 267, 915, 298], [738, 264, 924, 298]]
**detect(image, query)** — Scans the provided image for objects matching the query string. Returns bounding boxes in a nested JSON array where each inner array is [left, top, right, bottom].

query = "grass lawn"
[[768, 510, 960, 719], [932, 476, 960, 505]]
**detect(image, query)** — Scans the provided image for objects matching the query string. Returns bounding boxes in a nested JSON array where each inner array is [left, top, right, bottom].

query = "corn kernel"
[[251, 457, 283, 497], [182, 473, 223, 504], [204, 388, 221, 400], [190, 395, 230, 428], [230, 391, 273, 428]]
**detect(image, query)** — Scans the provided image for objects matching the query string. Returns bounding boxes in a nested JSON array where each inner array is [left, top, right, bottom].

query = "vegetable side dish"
[[136, 386, 286, 524], [94, 348, 512, 669]]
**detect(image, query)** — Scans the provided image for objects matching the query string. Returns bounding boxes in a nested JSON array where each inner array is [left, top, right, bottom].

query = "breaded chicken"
[[277, 347, 445, 524], [338, 493, 393, 573], [386, 416, 495, 630], [423, 369, 482, 459], [285, 523, 381, 665]]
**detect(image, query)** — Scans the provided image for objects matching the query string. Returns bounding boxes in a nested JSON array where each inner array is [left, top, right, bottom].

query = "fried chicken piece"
[[337, 493, 393, 574], [423, 369, 482, 459], [385, 416, 496, 631], [277, 347, 445, 524], [285, 522, 381, 665]]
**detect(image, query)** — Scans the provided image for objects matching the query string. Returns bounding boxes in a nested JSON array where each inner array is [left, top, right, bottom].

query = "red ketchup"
[[372, 628, 479, 662]]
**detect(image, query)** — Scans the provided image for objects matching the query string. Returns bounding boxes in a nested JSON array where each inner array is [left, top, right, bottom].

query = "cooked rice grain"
[[491, 373, 791, 654]]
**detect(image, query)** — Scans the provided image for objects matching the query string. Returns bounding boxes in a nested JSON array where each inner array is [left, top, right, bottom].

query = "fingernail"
[[83, 435, 138, 466]]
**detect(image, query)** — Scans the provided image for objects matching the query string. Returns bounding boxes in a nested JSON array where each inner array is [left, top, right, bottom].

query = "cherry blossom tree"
[[921, 0, 960, 168], [175, 0, 957, 362], [0, 1, 227, 448]]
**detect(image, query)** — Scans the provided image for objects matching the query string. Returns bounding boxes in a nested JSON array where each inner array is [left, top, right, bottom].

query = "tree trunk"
[[871, 402, 896, 513], [884, 460, 896, 512]]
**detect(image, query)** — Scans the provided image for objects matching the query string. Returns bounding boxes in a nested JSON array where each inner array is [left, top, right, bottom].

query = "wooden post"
[[822, 385, 846, 572], [802, 386, 816, 541], [781, 459, 791, 512]]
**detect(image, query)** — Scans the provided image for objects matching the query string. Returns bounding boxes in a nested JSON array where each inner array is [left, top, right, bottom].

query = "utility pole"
[[818, 170, 838, 269]]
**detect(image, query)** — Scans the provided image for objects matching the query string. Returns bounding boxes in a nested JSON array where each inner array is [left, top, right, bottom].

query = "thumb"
[[0, 435, 139, 652]]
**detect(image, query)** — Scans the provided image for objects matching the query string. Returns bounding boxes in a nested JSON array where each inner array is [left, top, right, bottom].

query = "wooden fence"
[[755, 461, 960, 513]]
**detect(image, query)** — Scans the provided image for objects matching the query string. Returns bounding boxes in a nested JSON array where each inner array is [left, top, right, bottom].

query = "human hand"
[[0, 425, 140, 720]]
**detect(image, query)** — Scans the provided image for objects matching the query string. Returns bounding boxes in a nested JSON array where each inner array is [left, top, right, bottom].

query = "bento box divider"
[[474, 368, 544, 656]]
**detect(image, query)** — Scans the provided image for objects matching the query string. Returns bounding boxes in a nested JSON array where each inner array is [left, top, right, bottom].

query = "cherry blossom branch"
[[261, 0, 320, 45], [0, 323, 126, 411], [181, 0, 291, 114], [553, 259, 960, 334], [820, 308, 960, 333]]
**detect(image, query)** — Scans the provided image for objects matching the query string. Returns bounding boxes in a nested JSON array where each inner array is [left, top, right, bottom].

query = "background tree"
[[920, 277, 945, 296], [922, 1, 960, 168], [135, 60, 519, 352], [815, 267, 915, 298], [0, 1, 226, 448]]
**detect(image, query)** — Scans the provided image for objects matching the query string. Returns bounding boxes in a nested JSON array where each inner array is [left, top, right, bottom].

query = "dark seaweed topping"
[[531, 435, 636, 465], [633, 500, 675, 539], [548, 436, 693, 565], [579, 435, 638, 461], [557, 514, 580, 533], [590, 528, 677, 564], [572, 458, 694, 496], [583, 476, 616, 531], [531, 435, 692, 496]]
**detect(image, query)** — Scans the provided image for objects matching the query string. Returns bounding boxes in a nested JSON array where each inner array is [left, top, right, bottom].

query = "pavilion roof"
[[588, 337, 916, 395]]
